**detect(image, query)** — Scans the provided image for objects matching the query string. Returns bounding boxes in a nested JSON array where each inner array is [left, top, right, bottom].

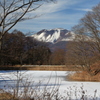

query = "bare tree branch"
[[0, 0, 56, 50]]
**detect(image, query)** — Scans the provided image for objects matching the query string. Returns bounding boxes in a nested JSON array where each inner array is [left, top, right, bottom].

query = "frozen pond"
[[0, 70, 100, 99]]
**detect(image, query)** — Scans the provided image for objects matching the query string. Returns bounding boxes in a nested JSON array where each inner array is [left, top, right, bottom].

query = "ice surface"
[[0, 71, 100, 99]]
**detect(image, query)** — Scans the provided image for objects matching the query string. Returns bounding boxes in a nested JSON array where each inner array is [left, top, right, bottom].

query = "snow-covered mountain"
[[31, 28, 76, 44], [31, 28, 92, 51]]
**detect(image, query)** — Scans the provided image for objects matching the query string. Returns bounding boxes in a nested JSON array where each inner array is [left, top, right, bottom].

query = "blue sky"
[[12, 0, 100, 33]]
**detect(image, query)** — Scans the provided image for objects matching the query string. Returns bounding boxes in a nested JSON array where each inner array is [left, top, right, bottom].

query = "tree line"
[[0, 30, 66, 66], [0, 30, 50, 65]]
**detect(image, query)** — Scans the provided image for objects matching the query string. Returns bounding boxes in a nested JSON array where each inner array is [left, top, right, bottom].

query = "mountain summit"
[[31, 28, 91, 51], [31, 28, 75, 44]]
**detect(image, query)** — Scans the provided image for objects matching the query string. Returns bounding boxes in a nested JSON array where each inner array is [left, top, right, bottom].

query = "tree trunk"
[[0, 35, 2, 50], [20, 55, 23, 65], [0, 40, 2, 50]]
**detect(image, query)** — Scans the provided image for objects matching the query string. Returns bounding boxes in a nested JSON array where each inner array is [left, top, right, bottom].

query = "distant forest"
[[0, 30, 66, 66]]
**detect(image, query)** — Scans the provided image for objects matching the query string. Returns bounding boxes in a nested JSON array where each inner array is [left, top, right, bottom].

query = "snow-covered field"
[[0, 70, 100, 99]]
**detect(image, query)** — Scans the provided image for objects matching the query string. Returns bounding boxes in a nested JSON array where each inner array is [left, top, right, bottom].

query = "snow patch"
[[31, 28, 74, 43]]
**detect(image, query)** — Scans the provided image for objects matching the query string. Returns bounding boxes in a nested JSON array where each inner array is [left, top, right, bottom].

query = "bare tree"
[[72, 3, 100, 51], [80, 3, 100, 53], [50, 49, 65, 65], [66, 35, 99, 75], [66, 3, 100, 75], [0, 0, 55, 50]]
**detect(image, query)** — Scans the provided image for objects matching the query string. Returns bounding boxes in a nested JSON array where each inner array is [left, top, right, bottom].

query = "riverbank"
[[1, 65, 100, 82], [0, 65, 81, 71]]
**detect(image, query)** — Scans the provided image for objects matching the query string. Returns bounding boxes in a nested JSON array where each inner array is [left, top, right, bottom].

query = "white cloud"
[[75, 8, 92, 12], [28, 0, 79, 16], [13, 11, 83, 32]]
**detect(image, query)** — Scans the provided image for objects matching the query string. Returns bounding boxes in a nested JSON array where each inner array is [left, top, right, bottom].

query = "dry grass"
[[0, 65, 81, 71], [0, 92, 17, 100], [68, 71, 100, 81]]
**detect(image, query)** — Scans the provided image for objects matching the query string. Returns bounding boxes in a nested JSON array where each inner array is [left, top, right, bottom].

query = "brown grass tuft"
[[0, 93, 16, 100], [68, 71, 100, 82], [0, 89, 18, 100]]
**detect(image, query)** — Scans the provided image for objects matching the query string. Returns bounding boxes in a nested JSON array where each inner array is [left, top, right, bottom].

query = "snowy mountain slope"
[[31, 28, 76, 43], [31, 28, 91, 51]]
